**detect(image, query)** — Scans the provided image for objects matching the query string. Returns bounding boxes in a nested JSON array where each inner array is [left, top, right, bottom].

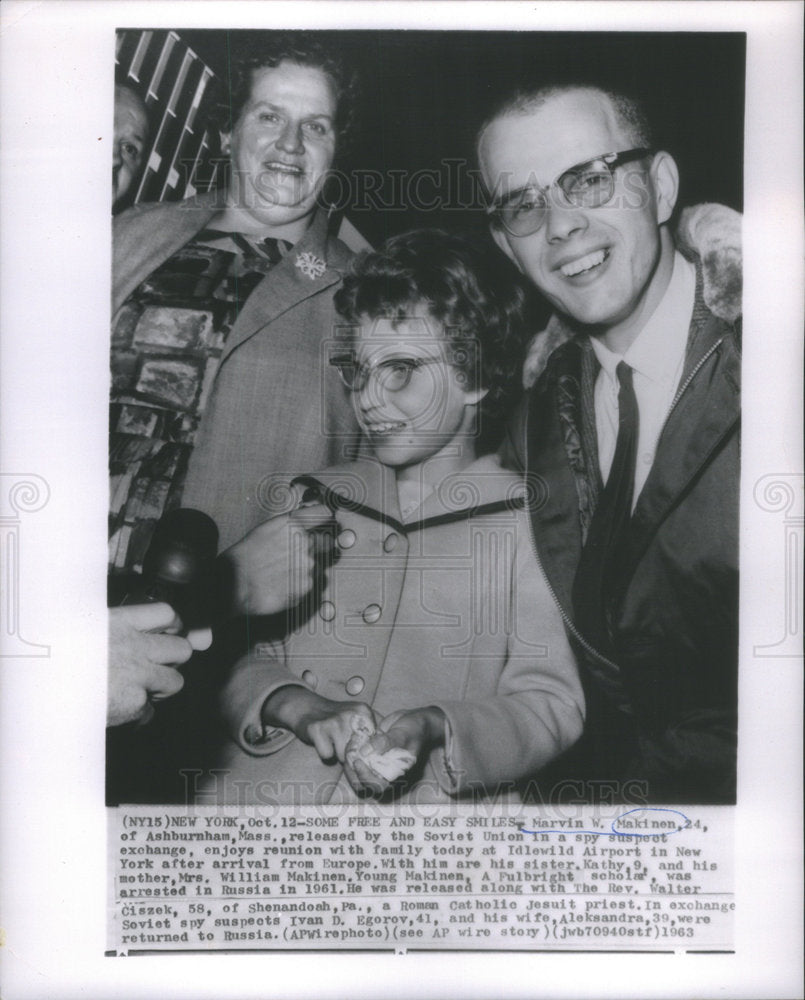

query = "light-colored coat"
[[202, 453, 584, 806], [112, 192, 361, 549]]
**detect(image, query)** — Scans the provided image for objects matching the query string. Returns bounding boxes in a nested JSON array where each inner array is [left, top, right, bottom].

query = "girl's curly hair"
[[334, 229, 536, 448]]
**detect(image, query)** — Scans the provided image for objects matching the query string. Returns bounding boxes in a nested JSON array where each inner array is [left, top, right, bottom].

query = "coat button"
[[362, 603, 381, 623], [319, 601, 336, 622], [346, 675, 365, 696], [301, 670, 318, 690], [383, 532, 398, 552], [337, 529, 356, 549]]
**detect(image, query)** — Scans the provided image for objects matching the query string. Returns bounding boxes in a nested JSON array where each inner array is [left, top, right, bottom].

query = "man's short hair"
[[477, 82, 654, 156], [334, 228, 536, 425], [205, 31, 359, 153]]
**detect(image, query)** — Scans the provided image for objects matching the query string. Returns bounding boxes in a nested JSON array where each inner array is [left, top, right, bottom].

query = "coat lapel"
[[413, 454, 525, 523], [525, 349, 586, 619], [295, 457, 404, 529], [112, 190, 221, 313], [627, 310, 740, 567], [297, 454, 523, 531], [220, 210, 347, 363], [112, 196, 350, 347]]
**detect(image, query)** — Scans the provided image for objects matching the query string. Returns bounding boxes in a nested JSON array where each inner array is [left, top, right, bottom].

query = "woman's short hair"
[[205, 31, 359, 152], [334, 229, 536, 429]]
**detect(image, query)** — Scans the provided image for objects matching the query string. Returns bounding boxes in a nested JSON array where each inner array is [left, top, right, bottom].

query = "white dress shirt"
[[590, 251, 696, 507]]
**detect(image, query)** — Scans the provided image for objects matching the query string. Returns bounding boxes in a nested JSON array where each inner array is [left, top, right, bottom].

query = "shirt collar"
[[196, 207, 331, 259], [589, 251, 696, 384]]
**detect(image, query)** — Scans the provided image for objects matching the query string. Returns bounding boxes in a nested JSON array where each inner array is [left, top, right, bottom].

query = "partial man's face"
[[113, 86, 148, 208], [224, 60, 337, 229], [479, 89, 676, 331]]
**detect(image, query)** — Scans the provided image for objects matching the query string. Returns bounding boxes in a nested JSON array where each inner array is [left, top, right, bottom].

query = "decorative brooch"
[[295, 252, 326, 280]]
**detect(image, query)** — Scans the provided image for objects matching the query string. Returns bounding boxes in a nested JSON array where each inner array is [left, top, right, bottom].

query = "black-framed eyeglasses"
[[329, 353, 444, 393], [488, 148, 654, 237]]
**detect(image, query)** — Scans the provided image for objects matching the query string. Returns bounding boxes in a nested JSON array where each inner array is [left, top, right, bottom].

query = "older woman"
[[109, 32, 361, 579], [107, 34, 363, 736]]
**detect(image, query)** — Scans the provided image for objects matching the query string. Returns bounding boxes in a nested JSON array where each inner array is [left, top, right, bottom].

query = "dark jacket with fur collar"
[[509, 206, 741, 804]]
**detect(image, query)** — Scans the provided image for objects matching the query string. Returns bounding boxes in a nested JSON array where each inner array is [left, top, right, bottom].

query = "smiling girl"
[[205, 230, 584, 806]]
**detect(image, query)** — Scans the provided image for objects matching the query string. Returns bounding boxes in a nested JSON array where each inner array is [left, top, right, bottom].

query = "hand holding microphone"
[[108, 504, 337, 725], [107, 602, 212, 727], [108, 508, 218, 726]]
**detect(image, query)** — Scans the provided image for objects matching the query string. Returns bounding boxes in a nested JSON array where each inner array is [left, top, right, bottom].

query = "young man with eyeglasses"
[[478, 84, 741, 804]]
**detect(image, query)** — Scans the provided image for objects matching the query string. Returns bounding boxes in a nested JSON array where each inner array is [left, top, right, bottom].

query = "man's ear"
[[219, 130, 232, 156], [489, 224, 522, 273], [650, 151, 680, 225]]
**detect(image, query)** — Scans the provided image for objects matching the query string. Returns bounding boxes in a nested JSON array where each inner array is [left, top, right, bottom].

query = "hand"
[[345, 707, 446, 797], [107, 603, 212, 727], [263, 686, 379, 765], [379, 706, 446, 755], [219, 503, 337, 616]]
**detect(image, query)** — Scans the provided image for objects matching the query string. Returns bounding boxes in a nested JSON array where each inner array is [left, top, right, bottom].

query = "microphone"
[[113, 509, 219, 631], [106, 509, 218, 803]]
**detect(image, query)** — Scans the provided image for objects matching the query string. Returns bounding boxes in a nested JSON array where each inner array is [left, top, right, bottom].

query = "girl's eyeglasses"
[[329, 353, 444, 393]]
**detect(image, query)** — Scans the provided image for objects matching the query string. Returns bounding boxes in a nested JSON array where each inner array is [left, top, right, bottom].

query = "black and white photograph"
[[0, 2, 802, 998], [106, 27, 744, 808]]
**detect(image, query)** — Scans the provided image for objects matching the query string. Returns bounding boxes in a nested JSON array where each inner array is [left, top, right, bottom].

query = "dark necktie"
[[228, 232, 289, 268], [573, 360, 639, 653], [256, 236, 287, 265]]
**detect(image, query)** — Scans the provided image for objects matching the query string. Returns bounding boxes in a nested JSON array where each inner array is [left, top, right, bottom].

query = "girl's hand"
[[344, 707, 446, 797], [263, 686, 378, 763]]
